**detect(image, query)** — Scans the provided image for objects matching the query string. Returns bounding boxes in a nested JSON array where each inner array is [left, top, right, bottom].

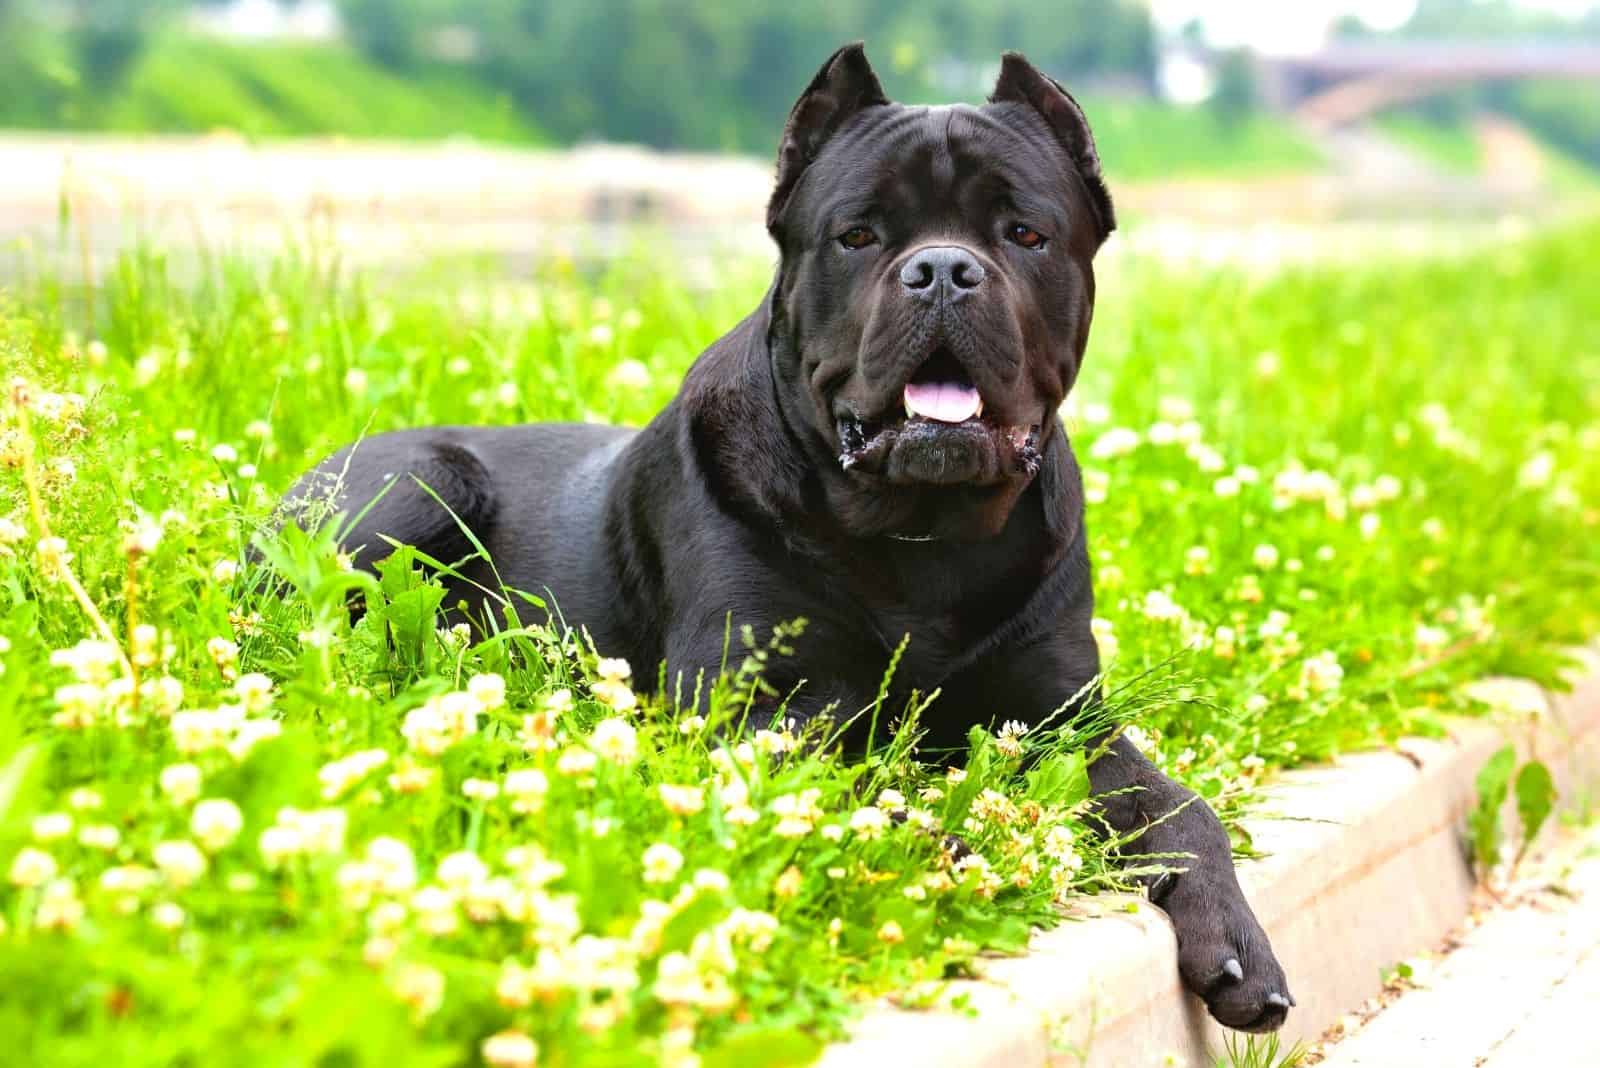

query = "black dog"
[[282, 45, 1292, 1031]]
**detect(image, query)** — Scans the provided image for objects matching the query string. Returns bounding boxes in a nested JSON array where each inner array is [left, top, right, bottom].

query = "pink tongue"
[[904, 381, 981, 423]]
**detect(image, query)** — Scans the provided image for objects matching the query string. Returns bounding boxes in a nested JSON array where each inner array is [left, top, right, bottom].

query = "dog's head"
[[764, 44, 1113, 541]]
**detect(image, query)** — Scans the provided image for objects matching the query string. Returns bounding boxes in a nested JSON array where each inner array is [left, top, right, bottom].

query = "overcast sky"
[[1150, 0, 1600, 54]]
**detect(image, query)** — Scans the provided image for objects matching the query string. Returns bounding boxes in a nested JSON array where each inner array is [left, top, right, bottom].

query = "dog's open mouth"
[[837, 348, 1042, 484]]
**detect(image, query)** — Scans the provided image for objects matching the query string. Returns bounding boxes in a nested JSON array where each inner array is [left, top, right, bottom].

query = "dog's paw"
[[1152, 872, 1294, 1033]]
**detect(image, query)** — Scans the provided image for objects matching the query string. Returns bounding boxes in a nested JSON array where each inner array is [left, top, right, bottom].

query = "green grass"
[[1078, 95, 1325, 182], [1373, 112, 1484, 174], [1, 222, 1598, 1064], [52, 36, 541, 144]]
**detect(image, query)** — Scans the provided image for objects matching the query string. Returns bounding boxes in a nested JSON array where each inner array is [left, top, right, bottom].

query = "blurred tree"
[[59, 0, 186, 91], [332, 0, 1157, 151], [1208, 48, 1258, 126]]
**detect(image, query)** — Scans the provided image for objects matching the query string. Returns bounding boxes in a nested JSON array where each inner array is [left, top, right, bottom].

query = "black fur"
[[280, 45, 1292, 1032]]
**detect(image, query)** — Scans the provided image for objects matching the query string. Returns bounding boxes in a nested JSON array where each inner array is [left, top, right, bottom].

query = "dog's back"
[[282, 422, 637, 631]]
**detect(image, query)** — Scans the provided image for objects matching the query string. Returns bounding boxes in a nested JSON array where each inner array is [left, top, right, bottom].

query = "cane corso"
[[282, 45, 1292, 1030]]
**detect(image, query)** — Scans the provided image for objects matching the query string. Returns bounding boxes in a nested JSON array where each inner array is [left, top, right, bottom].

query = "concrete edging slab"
[[817, 643, 1600, 1068]]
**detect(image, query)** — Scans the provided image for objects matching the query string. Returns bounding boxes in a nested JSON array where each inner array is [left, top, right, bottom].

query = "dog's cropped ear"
[[767, 43, 889, 235], [990, 52, 1115, 245]]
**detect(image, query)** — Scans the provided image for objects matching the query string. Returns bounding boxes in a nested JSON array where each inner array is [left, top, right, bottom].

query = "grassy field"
[[1079, 94, 1325, 182], [1, 223, 1598, 1066], [4, 36, 542, 145]]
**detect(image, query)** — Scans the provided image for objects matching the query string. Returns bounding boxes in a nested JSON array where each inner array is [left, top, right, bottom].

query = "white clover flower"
[[122, 518, 163, 557], [159, 763, 204, 805], [1140, 590, 1187, 623], [482, 1030, 540, 1068], [557, 747, 599, 778], [1300, 651, 1345, 696], [641, 843, 684, 884], [366, 837, 418, 893], [150, 902, 186, 931], [1157, 396, 1195, 421], [721, 907, 780, 953], [437, 850, 488, 890], [285, 808, 348, 856], [391, 963, 445, 1020], [995, 720, 1029, 758], [503, 768, 550, 814], [1253, 543, 1280, 570], [31, 812, 73, 842], [191, 799, 244, 852], [692, 868, 730, 894], [206, 636, 240, 679], [1518, 451, 1555, 489], [595, 657, 631, 681], [1414, 624, 1449, 659], [210, 443, 239, 465], [849, 806, 891, 839], [590, 717, 639, 764], [658, 783, 706, 816], [8, 847, 58, 887], [467, 672, 506, 711], [318, 748, 390, 801], [228, 717, 282, 760], [152, 839, 208, 888], [592, 677, 637, 712], [78, 824, 120, 851], [608, 359, 651, 391], [35, 537, 74, 581], [1213, 475, 1241, 498], [258, 825, 303, 869], [1121, 725, 1154, 754], [1090, 616, 1118, 661], [34, 878, 84, 932], [1089, 427, 1140, 460], [233, 672, 275, 712]]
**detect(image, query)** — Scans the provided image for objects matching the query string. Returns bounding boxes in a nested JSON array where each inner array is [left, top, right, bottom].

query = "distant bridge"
[[1251, 40, 1600, 126]]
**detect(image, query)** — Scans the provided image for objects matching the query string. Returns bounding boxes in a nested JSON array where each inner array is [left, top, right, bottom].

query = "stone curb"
[[817, 643, 1600, 1068]]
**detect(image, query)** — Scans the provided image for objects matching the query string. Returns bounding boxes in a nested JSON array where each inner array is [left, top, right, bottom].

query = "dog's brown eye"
[[1008, 224, 1046, 249], [839, 227, 879, 250]]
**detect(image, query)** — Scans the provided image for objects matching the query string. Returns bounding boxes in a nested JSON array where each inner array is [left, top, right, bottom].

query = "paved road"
[[1313, 825, 1600, 1067]]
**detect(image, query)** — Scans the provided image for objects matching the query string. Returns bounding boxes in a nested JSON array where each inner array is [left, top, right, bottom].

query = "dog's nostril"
[[899, 260, 935, 290], [901, 247, 984, 297]]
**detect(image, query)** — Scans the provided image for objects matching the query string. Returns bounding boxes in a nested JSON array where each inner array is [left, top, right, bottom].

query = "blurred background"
[[1, 0, 1598, 273]]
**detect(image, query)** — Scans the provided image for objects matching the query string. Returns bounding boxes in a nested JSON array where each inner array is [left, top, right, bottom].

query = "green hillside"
[[27, 36, 543, 144]]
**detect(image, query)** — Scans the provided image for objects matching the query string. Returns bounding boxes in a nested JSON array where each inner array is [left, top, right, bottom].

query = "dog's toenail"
[[1222, 958, 1243, 982], [1267, 992, 1290, 1009]]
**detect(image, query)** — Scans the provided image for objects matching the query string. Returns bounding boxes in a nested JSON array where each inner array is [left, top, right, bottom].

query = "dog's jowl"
[[283, 44, 1294, 1031]]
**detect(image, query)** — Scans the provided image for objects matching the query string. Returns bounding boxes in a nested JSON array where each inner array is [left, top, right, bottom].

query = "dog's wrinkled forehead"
[[790, 102, 1094, 248]]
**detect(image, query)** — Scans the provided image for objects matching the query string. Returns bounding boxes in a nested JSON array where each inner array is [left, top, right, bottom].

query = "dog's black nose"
[[899, 246, 985, 301]]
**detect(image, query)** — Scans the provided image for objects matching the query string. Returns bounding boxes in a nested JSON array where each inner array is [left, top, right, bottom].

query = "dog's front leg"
[[1087, 732, 1294, 1033]]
